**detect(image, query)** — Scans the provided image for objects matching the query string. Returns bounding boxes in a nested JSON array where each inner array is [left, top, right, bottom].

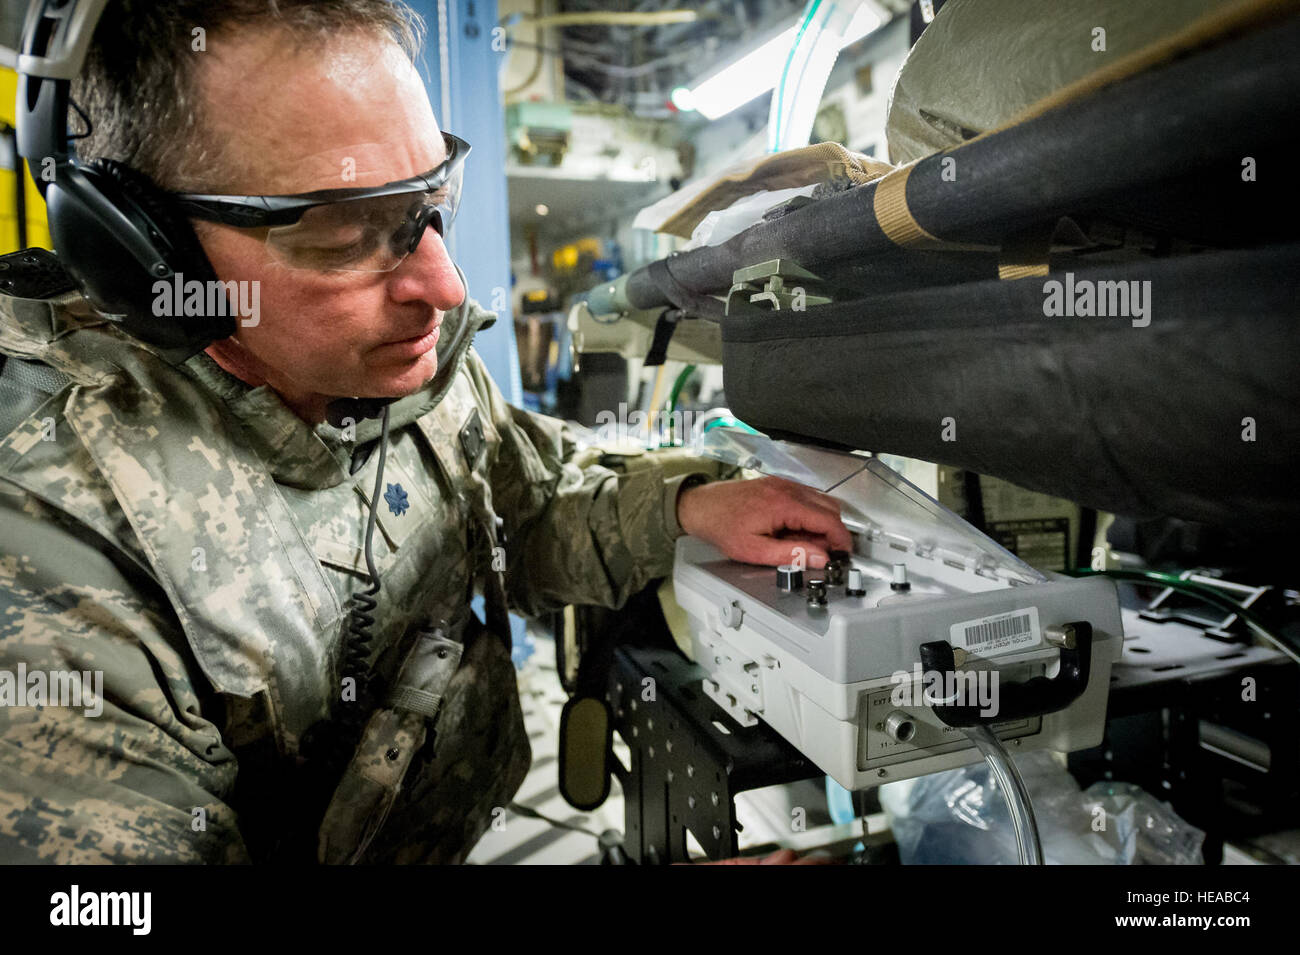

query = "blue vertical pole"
[[407, 0, 530, 660], [409, 0, 522, 406]]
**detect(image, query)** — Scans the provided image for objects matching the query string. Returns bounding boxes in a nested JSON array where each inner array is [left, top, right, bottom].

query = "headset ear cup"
[[45, 158, 236, 352], [92, 159, 218, 277]]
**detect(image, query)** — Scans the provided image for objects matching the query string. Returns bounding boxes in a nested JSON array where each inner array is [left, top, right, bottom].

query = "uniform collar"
[[179, 291, 492, 490]]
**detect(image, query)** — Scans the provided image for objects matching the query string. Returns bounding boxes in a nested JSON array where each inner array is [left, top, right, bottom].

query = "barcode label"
[[950, 607, 1041, 656], [965, 615, 1031, 646]]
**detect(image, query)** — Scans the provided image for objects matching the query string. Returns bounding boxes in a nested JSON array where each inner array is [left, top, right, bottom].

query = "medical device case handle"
[[918, 621, 1092, 727]]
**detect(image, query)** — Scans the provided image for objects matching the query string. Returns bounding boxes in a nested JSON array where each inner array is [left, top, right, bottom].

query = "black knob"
[[825, 559, 846, 586], [806, 579, 828, 608]]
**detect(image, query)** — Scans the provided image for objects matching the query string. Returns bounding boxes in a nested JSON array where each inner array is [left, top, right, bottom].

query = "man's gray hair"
[[72, 0, 426, 191]]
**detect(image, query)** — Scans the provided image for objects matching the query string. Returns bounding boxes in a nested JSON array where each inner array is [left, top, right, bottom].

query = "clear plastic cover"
[[694, 426, 1045, 585]]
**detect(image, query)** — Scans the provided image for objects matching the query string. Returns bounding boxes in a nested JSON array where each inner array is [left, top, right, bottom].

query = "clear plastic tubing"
[[964, 724, 1045, 865]]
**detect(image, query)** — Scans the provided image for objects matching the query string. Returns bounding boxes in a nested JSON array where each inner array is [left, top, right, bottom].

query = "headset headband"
[[7, 0, 238, 353], [16, 0, 110, 174]]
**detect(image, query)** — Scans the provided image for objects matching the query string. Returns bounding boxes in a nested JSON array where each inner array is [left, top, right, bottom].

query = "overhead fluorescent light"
[[683, 3, 884, 120]]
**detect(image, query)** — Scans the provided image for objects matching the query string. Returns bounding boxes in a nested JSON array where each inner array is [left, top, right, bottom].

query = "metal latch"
[[725, 258, 831, 315]]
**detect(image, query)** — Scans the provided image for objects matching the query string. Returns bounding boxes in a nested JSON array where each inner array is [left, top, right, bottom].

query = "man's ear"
[[188, 218, 222, 256]]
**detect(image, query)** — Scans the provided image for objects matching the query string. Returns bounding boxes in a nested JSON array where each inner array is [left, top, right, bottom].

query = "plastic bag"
[[680, 186, 817, 250], [879, 751, 1203, 865], [631, 143, 891, 237], [1081, 781, 1206, 866]]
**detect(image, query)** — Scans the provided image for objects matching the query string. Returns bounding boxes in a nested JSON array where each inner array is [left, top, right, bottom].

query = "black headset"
[[16, 0, 235, 353]]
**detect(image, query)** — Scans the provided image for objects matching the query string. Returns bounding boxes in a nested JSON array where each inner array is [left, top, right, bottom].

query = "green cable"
[[701, 416, 760, 435], [1066, 567, 1299, 665], [664, 364, 766, 444]]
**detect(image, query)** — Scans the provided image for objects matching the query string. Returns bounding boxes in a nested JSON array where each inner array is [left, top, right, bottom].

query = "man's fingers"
[[771, 494, 853, 553], [682, 476, 853, 567], [786, 492, 848, 537], [695, 848, 830, 864], [792, 852, 833, 865], [733, 535, 833, 569]]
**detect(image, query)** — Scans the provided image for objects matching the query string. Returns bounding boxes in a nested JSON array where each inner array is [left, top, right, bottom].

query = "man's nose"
[[386, 226, 465, 311]]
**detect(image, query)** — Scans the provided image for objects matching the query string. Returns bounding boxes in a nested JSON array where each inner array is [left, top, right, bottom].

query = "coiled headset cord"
[[304, 404, 392, 778]]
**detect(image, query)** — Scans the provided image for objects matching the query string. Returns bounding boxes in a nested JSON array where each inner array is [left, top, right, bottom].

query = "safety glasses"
[[172, 132, 470, 272]]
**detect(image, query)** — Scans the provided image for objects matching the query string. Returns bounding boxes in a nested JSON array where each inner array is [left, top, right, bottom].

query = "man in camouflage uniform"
[[0, 0, 850, 864]]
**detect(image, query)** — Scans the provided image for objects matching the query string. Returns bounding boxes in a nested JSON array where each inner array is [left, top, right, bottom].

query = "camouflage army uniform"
[[0, 285, 704, 863]]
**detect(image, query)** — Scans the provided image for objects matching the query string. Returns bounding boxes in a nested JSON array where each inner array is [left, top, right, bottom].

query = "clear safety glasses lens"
[[265, 162, 463, 272]]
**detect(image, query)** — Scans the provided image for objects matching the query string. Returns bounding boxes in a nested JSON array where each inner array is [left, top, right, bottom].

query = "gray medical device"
[[673, 428, 1122, 791]]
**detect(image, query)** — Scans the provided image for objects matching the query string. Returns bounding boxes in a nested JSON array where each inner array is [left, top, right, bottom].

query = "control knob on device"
[[845, 567, 866, 597], [826, 559, 846, 586], [776, 564, 804, 592]]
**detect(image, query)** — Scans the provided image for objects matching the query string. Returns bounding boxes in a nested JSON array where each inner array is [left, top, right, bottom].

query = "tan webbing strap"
[[997, 226, 1055, 281], [997, 259, 1050, 281], [873, 159, 997, 252], [873, 161, 940, 248]]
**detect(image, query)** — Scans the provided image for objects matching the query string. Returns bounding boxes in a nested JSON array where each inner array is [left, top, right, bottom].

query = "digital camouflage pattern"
[[0, 286, 704, 863]]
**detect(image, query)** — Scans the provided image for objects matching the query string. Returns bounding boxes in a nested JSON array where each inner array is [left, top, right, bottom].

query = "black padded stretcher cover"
[[720, 245, 1299, 533]]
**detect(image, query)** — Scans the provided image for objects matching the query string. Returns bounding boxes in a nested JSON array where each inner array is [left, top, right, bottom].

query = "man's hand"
[[698, 849, 833, 865], [676, 476, 853, 568]]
